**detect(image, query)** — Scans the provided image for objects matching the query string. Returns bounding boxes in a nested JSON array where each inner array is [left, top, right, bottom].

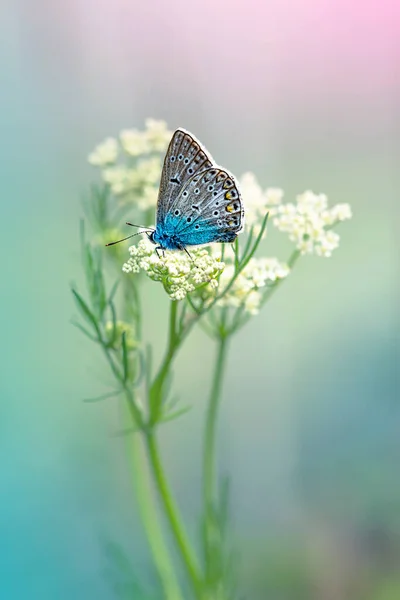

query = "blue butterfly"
[[107, 129, 244, 253]]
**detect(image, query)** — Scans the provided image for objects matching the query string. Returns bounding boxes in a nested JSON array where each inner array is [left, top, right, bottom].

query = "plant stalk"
[[145, 301, 204, 597], [145, 430, 203, 598], [202, 335, 229, 583], [125, 416, 184, 600]]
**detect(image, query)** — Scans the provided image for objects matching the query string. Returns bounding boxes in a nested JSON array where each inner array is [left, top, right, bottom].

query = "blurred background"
[[1, 0, 398, 598]]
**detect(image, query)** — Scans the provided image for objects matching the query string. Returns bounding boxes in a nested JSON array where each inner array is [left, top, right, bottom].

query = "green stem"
[[125, 414, 184, 600], [100, 335, 183, 597], [100, 343, 182, 597], [287, 248, 301, 269], [145, 301, 204, 595], [149, 300, 180, 423], [202, 335, 229, 584], [145, 430, 203, 597]]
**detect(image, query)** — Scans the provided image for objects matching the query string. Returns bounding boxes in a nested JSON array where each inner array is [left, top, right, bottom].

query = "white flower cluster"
[[88, 137, 119, 166], [122, 238, 224, 301], [239, 172, 284, 237], [217, 256, 289, 315], [88, 119, 172, 210], [122, 237, 289, 314], [240, 172, 352, 258], [273, 190, 352, 257]]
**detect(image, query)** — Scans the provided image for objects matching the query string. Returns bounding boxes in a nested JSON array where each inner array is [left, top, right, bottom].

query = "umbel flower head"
[[273, 190, 352, 257], [122, 238, 223, 301], [217, 255, 290, 315], [88, 119, 172, 210], [123, 239, 289, 315]]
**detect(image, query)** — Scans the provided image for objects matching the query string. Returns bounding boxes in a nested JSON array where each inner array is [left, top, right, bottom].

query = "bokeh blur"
[[1, 0, 398, 598]]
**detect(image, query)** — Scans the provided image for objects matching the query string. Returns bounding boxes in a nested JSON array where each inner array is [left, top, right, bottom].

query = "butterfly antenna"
[[105, 231, 150, 247], [126, 222, 154, 230]]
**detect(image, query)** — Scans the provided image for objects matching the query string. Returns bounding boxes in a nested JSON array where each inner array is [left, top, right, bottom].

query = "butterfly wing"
[[156, 129, 213, 226], [171, 167, 244, 246]]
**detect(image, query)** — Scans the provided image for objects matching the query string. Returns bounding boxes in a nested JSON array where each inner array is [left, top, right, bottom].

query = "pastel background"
[[1, 0, 398, 598]]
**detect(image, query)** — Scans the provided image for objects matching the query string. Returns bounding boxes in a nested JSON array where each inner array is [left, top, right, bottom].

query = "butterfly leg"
[[155, 246, 165, 260], [181, 246, 193, 262]]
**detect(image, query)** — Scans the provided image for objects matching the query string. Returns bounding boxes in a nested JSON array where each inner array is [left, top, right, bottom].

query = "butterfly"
[[107, 128, 244, 254]]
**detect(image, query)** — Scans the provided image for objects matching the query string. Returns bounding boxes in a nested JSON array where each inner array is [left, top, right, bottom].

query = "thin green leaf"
[[132, 348, 145, 388], [161, 370, 174, 405], [92, 184, 109, 229], [241, 226, 254, 262], [83, 184, 110, 231], [163, 395, 180, 411], [239, 210, 269, 267], [71, 319, 98, 341], [226, 305, 245, 336], [71, 288, 100, 335], [121, 331, 129, 382], [110, 426, 139, 437], [145, 344, 152, 396], [233, 238, 240, 272], [88, 246, 106, 319], [108, 300, 118, 345], [108, 279, 120, 305], [201, 212, 269, 315], [160, 405, 192, 423], [79, 219, 86, 256], [82, 242, 106, 320], [94, 247, 107, 316], [83, 389, 122, 403], [101, 538, 154, 599], [83, 241, 94, 284], [186, 293, 201, 316]]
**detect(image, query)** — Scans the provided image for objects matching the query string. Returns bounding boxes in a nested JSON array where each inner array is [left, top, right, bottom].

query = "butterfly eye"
[[213, 191, 218, 196], [194, 224, 200, 230], [178, 154, 183, 160], [170, 156, 176, 162], [215, 202, 220, 206], [194, 188, 200, 194], [174, 209, 181, 216], [186, 217, 192, 223], [213, 211, 219, 216], [182, 191, 188, 197], [184, 158, 189, 164], [208, 185, 214, 191], [188, 167, 194, 174]]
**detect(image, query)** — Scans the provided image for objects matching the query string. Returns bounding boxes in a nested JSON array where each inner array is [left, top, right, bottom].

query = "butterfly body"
[[150, 129, 244, 252]]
